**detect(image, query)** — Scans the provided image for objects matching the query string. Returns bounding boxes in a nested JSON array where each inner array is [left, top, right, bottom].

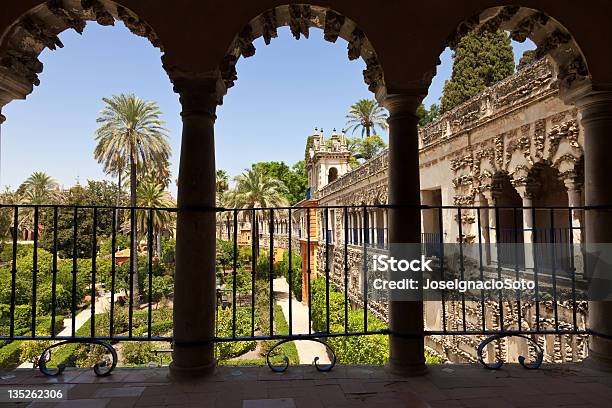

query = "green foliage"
[[150, 275, 173, 302], [260, 304, 299, 365], [0, 341, 24, 368], [122, 342, 155, 365], [345, 99, 388, 138], [517, 49, 537, 70], [225, 268, 253, 293], [160, 237, 175, 273], [216, 307, 256, 359], [417, 103, 441, 127], [347, 136, 387, 164], [276, 250, 302, 302], [310, 278, 443, 365], [216, 239, 235, 273], [441, 30, 515, 112], [251, 161, 308, 205], [99, 234, 130, 256]]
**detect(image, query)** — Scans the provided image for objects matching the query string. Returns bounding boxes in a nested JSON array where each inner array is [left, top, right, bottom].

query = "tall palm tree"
[[94, 94, 170, 305], [135, 181, 175, 257], [345, 99, 389, 138]]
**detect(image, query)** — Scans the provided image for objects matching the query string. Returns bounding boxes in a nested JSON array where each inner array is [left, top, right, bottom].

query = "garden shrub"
[[122, 341, 155, 365], [216, 307, 256, 360]]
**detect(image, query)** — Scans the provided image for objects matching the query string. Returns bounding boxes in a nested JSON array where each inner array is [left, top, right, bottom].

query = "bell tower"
[[306, 128, 351, 197]]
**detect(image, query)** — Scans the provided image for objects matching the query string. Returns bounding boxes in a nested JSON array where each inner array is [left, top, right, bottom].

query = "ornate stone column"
[[372, 210, 378, 246], [514, 184, 535, 270], [385, 93, 426, 375], [170, 75, 221, 378], [576, 90, 612, 371], [481, 189, 498, 265]]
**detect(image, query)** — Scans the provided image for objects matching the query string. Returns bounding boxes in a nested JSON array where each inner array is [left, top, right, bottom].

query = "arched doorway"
[[492, 172, 524, 269], [530, 164, 571, 273]]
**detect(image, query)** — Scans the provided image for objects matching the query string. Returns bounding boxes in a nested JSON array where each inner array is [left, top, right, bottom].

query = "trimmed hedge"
[[310, 278, 444, 365]]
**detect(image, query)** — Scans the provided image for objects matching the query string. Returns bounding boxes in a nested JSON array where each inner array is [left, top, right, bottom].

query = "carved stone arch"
[[219, 4, 386, 104], [0, 0, 163, 108], [442, 6, 589, 98]]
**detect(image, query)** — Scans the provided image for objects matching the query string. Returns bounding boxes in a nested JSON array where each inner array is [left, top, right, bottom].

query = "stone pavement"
[[273, 278, 331, 366], [1, 363, 611, 407]]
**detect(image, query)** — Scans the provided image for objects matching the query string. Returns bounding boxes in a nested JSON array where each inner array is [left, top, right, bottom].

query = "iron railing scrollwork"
[[0, 203, 600, 374]]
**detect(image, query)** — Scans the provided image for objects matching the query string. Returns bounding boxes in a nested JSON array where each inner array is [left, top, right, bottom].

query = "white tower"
[[306, 128, 351, 197]]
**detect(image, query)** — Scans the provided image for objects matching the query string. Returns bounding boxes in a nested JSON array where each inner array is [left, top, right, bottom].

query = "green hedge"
[[310, 278, 444, 365], [0, 316, 64, 368]]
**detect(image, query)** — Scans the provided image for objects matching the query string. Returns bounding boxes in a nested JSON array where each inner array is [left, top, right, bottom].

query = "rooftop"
[[3, 363, 611, 407]]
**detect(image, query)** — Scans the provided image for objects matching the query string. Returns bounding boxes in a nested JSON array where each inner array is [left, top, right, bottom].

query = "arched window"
[[328, 167, 338, 183]]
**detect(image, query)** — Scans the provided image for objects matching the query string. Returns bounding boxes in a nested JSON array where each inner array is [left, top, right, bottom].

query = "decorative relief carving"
[[534, 119, 546, 158], [47, 0, 86, 34], [505, 135, 531, 167], [220, 55, 238, 90], [81, 0, 114, 26], [347, 29, 364, 60], [494, 136, 504, 168], [323, 10, 345, 43], [450, 154, 473, 173], [477, 6, 520, 34], [548, 120, 580, 158], [20, 16, 64, 50], [419, 60, 554, 149], [236, 24, 256, 58], [535, 30, 572, 59], [0, 51, 43, 86], [116, 6, 162, 49], [363, 57, 383, 93], [289, 4, 311, 40], [510, 12, 549, 42], [261, 9, 278, 45]]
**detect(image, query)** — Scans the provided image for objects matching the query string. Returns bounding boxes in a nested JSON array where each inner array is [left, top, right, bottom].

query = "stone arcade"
[[1, 1, 612, 380]]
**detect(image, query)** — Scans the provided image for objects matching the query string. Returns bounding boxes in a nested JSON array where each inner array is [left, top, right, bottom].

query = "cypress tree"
[[441, 30, 515, 112]]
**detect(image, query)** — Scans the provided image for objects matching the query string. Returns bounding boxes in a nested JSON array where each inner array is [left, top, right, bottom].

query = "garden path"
[[273, 278, 331, 366], [17, 294, 109, 369]]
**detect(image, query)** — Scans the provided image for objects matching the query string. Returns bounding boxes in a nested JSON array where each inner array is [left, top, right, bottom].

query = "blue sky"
[[1, 22, 534, 196]]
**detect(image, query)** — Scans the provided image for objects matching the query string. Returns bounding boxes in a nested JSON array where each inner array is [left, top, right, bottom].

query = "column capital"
[[382, 92, 425, 118], [169, 71, 225, 119], [573, 89, 612, 124]]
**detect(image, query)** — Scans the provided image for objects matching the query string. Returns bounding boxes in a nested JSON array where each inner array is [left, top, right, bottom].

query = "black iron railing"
[[0, 203, 599, 374]]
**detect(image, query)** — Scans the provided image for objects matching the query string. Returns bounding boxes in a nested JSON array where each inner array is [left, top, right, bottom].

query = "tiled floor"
[[0, 363, 611, 407]]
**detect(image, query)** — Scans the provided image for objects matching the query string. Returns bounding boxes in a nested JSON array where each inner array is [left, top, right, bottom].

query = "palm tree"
[[18, 172, 59, 198], [230, 168, 288, 209], [216, 169, 229, 195], [230, 168, 288, 252], [17, 172, 60, 239], [345, 99, 389, 138], [135, 181, 175, 257], [94, 94, 170, 305]]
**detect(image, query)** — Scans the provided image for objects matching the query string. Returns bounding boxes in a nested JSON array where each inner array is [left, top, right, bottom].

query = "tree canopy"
[[345, 99, 388, 138], [441, 30, 515, 112]]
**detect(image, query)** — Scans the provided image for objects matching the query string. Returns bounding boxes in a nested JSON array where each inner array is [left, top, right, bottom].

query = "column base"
[[584, 336, 612, 372], [386, 359, 427, 377], [168, 360, 216, 381]]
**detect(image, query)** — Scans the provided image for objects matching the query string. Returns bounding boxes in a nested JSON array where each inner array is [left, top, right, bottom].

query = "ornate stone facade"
[[301, 58, 587, 364]]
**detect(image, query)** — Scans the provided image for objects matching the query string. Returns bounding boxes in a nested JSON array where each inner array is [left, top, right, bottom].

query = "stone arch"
[[492, 171, 524, 268], [327, 166, 338, 183], [440, 6, 589, 97], [0, 0, 163, 108], [219, 4, 385, 103]]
